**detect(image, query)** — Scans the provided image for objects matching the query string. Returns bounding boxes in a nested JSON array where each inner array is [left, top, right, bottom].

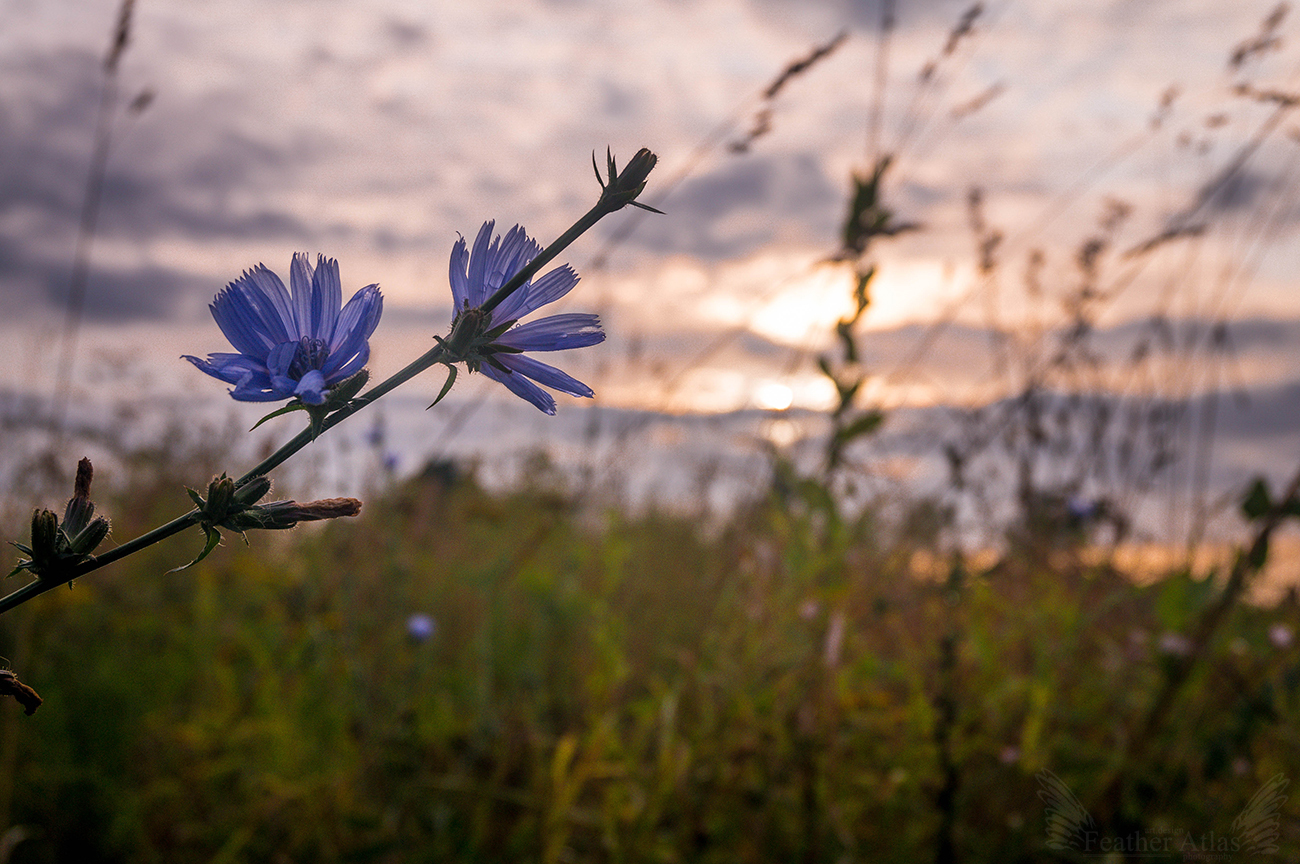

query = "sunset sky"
[[2, 0, 1299, 512]]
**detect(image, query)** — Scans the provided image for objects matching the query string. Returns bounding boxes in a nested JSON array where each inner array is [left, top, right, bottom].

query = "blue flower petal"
[[210, 282, 277, 357], [449, 236, 471, 312], [466, 221, 496, 308], [496, 314, 604, 351], [492, 265, 579, 325], [326, 284, 382, 370], [481, 362, 557, 415], [188, 256, 382, 403], [325, 338, 371, 382], [266, 340, 297, 378], [496, 353, 594, 399], [183, 352, 263, 385], [294, 253, 342, 339], [243, 265, 299, 341], [294, 369, 328, 405]]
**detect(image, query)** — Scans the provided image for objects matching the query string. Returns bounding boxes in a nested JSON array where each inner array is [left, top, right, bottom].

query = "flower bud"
[[63, 494, 95, 539], [68, 516, 111, 556], [613, 147, 657, 198], [205, 475, 236, 519], [595, 147, 660, 213], [29, 509, 60, 560], [232, 476, 272, 508], [62, 457, 98, 537]]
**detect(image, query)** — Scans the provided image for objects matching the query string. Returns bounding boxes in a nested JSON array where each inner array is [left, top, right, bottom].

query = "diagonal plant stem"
[[0, 148, 658, 616]]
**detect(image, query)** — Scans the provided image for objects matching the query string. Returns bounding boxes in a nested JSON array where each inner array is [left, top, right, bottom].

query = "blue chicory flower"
[[406, 612, 437, 643], [184, 254, 382, 405], [447, 221, 604, 414]]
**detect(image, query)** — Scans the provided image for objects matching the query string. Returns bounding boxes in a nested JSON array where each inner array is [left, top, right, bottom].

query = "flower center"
[[288, 336, 330, 378]]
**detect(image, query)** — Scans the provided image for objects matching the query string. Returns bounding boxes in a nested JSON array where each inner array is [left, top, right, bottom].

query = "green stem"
[[235, 344, 449, 484], [480, 199, 611, 316], [0, 147, 658, 616], [0, 342, 451, 616]]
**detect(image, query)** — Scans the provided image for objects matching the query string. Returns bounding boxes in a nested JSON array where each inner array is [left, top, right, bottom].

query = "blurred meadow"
[[3, 0, 1300, 861]]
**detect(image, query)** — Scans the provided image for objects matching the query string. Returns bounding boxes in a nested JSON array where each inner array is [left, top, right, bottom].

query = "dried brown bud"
[[283, 498, 363, 523], [0, 670, 42, 715], [220, 497, 363, 532], [73, 457, 94, 499]]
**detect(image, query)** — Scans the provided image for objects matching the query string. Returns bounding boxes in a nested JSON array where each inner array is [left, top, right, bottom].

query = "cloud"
[[620, 152, 841, 259], [0, 45, 323, 319]]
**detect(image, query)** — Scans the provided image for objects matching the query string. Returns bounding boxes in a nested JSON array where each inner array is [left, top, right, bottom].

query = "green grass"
[[0, 456, 1297, 863]]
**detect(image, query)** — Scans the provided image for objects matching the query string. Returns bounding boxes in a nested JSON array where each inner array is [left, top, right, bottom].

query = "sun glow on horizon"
[[682, 250, 973, 350]]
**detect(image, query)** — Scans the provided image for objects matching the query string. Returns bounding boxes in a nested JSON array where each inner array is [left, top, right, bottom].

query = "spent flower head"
[[184, 253, 382, 405], [437, 221, 604, 414]]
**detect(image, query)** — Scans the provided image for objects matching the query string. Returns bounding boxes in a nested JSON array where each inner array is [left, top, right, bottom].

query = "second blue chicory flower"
[[446, 221, 605, 414], [184, 254, 382, 405]]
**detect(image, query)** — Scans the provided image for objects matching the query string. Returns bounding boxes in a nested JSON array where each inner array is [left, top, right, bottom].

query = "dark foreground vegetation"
[[0, 445, 1296, 864]]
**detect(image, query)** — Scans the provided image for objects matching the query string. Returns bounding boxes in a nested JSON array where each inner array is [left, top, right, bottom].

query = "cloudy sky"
[[3, 0, 1299, 510]]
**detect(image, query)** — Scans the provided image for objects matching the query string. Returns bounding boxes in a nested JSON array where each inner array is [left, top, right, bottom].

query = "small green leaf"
[[306, 404, 329, 440], [167, 525, 222, 574], [1283, 492, 1300, 519], [1241, 477, 1272, 520], [836, 376, 863, 406], [834, 411, 885, 445], [853, 267, 874, 313], [629, 199, 665, 214], [427, 365, 458, 409], [250, 402, 306, 431], [1248, 534, 1271, 571]]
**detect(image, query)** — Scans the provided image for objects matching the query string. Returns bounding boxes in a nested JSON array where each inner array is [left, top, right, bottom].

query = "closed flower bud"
[[29, 509, 60, 560], [62, 494, 95, 539], [68, 516, 110, 556], [63, 456, 98, 537], [232, 476, 272, 508], [205, 475, 236, 520], [595, 147, 661, 213]]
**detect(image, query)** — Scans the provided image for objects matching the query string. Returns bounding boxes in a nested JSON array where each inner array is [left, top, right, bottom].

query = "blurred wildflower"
[[1066, 496, 1096, 522], [1269, 623, 1293, 648], [438, 221, 604, 414], [1158, 632, 1193, 656], [407, 613, 437, 643], [184, 254, 382, 405]]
